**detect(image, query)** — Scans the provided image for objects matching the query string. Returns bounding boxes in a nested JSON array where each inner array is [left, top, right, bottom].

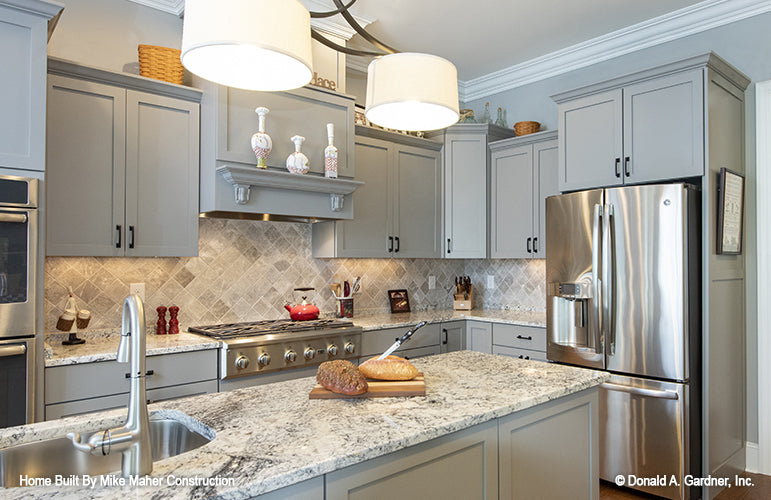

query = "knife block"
[[453, 287, 473, 311]]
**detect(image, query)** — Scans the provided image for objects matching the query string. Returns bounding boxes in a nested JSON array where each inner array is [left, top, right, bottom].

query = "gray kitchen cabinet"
[[554, 63, 706, 192], [360, 323, 441, 358], [466, 320, 492, 354], [492, 323, 547, 354], [44, 349, 218, 420], [489, 130, 558, 258], [440, 320, 465, 353], [426, 124, 515, 259], [326, 419, 499, 500], [313, 127, 442, 258], [45, 58, 201, 257], [0, 0, 61, 172]]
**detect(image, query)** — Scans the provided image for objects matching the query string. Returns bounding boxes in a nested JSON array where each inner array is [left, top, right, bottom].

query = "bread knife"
[[377, 321, 428, 360]]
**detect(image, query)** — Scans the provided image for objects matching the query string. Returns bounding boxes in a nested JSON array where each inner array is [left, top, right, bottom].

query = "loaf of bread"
[[359, 356, 418, 381], [316, 360, 368, 395]]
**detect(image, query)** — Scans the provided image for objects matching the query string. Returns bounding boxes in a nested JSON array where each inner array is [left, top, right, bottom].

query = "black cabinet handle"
[[518, 355, 530, 360], [394, 236, 400, 253], [125, 369, 154, 378], [624, 156, 631, 177], [447, 238, 451, 254], [533, 237, 538, 253], [615, 158, 621, 178], [527, 237, 532, 253], [516, 335, 533, 341], [387, 236, 394, 252], [442, 328, 448, 345], [116, 225, 122, 248], [129, 226, 135, 249]]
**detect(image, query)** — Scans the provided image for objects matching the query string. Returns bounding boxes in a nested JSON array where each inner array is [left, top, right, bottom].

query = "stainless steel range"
[[189, 319, 362, 386]]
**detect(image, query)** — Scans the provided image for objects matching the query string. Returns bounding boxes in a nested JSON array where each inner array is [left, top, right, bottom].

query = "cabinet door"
[[444, 131, 487, 258], [393, 144, 441, 258], [558, 89, 623, 192], [441, 322, 465, 353], [125, 91, 200, 257], [490, 144, 533, 259], [532, 139, 558, 258], [0, 5, 48, 171], [466, 321, 492, 354], [623, 69, 704, 183], [46, 75, 126, 256], [335, 136, 392, 257]]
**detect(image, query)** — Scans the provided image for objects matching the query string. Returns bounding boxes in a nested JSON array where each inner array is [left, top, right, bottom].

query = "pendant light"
[[181, 0, 313, 91]]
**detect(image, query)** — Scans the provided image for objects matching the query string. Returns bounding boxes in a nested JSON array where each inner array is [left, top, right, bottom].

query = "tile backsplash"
[[45, 219, 545, 332]]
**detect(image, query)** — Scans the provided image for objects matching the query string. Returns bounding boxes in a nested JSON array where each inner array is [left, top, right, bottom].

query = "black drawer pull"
[[125, 369, 154, 378], [116, 225, 122, 248], [526, 237, 532, 253], [442, 328, 448, 345], [394, 236, 400, 253], [615, 158, 621, 178], [516, 335, 533, 341]]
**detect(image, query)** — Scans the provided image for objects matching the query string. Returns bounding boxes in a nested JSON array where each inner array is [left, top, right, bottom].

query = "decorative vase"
[[480, 102, 492, 124], [250, 107, 272, 169], [495, 107, 507, 128], [324, 123, 338, 178], [286, 135, 310, 174]]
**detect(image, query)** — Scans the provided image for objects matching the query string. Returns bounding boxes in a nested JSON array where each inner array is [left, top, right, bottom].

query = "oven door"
[[0, 337, 35, 428], [0, 207, 37, 338]]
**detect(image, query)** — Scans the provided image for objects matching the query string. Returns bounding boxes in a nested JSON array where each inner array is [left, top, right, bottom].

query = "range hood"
[[200, 165, 363, 223]]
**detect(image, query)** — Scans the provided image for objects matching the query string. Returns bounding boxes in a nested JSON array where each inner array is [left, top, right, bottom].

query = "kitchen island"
[[1, 351, 607, 499]]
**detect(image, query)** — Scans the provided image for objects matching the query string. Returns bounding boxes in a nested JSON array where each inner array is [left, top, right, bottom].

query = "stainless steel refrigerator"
[[546, 183, 700, 500]]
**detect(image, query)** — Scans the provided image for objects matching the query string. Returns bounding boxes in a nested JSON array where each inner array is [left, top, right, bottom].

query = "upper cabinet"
[[312, 126, 442, 258], [552, 55, 739, 192], [195, 78, 358, 221], [489, 131, 558, 259], [426, 124, 515, 259], [0, 0, 62, 172], [46, 58, 201, 257]]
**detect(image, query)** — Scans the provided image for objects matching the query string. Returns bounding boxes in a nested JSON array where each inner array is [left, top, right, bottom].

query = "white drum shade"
[[365, 53, 459, 131], [181, 0, 313, 91]]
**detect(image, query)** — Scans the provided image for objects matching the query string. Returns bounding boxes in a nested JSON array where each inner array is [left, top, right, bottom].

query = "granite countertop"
[[1, 351, 607, 499], [44, 331, 219, 367], [352, 308, 546, 330]]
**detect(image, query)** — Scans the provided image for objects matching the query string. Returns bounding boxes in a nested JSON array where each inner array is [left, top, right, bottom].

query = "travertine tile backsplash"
[[45, 219, 545, 331]]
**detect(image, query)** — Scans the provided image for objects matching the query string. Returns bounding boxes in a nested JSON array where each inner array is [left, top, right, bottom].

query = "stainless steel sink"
[[0, 416, 212, 487]]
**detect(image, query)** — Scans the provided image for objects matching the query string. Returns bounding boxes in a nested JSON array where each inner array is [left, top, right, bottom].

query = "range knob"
[[284, 350, 297, 363], [327, 344, 338, 357], [304, 347, 315, 360], [258, 352, 271, 367], [235, 355, 249, 370], [344, 342, 355, 354]]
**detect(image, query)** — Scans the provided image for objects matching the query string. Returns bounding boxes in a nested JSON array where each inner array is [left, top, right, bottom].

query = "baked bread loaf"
[[316, 360, 368, 395], [359, 355, 418, 381]]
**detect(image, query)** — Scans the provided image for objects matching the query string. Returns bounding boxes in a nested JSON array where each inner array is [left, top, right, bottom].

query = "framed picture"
[[388, 289, 410, 313], [717, 167, 745, 255]]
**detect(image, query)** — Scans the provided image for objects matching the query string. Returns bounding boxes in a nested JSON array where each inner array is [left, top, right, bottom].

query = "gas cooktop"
[[188, 318, 353, 339]]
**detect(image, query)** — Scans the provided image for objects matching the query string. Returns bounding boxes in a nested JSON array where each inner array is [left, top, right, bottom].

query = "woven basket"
[[514, 121, 540, 136], [138, 45, 184, 85]]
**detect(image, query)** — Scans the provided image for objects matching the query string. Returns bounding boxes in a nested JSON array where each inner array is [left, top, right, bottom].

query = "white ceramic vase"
[[250, 107, 272, 169], [286, 135, 309, 174]]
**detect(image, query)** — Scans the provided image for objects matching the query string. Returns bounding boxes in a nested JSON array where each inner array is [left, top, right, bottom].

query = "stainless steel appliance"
[[189, 319, 362, 391], [546, 183, 700, 500], [0, 174, 39, 428]]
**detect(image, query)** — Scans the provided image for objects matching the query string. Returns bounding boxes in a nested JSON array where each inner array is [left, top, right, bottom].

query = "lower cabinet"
[[492, 323, 547, 362], [44, 350, 218, 420], [440, 320, 465, 353], [360, 324, 441, 359], [466, 320, 492, 354]]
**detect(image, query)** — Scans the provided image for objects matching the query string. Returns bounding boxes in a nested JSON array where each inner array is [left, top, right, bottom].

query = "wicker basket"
[[138, 45, 184, 85], [514, 121, 540, 136]]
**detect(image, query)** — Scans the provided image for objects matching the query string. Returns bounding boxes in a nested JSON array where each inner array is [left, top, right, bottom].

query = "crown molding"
[[126, 0, 183, 16], [460, 0, 771, 102]]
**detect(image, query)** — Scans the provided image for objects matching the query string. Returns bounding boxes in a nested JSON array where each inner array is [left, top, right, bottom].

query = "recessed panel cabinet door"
[[533, 139, 558, 258], [490, 144, 533, 259], [393, 145, 441, 258], [46, 76, 126, 256], [558, 89, 623, 192], [125, 91, 200, 257]]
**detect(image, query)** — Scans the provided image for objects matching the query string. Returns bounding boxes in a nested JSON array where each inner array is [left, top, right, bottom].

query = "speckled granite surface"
[[44, 332, 219, 367], [0, 351, 606, 499]]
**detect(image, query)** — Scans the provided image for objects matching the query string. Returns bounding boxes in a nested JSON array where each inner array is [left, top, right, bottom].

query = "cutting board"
[[309, 373, 425, 399]]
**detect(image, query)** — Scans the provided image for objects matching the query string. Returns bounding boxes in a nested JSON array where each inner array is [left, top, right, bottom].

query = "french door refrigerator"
[[546, 183, 700, 500]]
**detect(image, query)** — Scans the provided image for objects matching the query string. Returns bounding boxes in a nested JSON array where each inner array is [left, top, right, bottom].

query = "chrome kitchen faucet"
[[67, 294, 153, 477]]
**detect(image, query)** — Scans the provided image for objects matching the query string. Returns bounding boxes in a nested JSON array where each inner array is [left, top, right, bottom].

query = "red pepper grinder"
[[168, 306, 179, 335], [156, 306, 167, 335]]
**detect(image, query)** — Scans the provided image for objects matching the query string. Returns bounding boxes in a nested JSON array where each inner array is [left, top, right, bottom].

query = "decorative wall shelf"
[[217, 165, 364, 212]]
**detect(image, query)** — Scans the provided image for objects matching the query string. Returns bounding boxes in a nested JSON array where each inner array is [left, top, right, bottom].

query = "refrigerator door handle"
[[600, 382, 679, 400], [592, 204, 603, 354], [602, 204, 615, 356]]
